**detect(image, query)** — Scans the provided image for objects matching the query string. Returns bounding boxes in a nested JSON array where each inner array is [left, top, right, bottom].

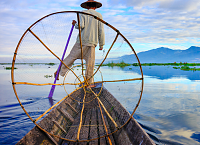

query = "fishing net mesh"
[[12, 11, 143, 143]]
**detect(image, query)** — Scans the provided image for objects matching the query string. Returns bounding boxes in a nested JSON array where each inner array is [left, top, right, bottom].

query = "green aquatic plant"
[[132, 63, 139, 66], [4, 67, 17, 70], [44, 75, 53, 78], [99, 60, 131, 68], [45, 63, 56, 66], [180, 66, 200, 71], [132, 62, 200, 66], [111, 106, 114, 111], [173, 67, 180, 69], [180, 66, 190, 70], [172, 66, 200, 71]]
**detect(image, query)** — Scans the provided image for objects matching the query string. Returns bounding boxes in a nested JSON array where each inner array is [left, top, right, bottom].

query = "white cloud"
[[1, 0, 200, 63]]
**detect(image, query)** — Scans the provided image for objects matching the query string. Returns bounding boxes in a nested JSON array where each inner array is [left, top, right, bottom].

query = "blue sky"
[[1, 0, 200, 62]]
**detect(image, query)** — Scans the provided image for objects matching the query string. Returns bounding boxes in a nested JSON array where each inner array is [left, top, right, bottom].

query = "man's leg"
[[85, 46, 95, 87], [59, 43, 81, 77]]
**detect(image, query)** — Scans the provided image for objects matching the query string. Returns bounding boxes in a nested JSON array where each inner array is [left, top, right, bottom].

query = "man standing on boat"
[[57, 0, 105, 88]]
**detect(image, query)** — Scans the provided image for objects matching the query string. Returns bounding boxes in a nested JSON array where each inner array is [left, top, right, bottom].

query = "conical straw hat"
[[81, 0, 102, 9]]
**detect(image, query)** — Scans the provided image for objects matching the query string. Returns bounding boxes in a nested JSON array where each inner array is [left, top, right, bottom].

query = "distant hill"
[[109, 46, 200, 63]]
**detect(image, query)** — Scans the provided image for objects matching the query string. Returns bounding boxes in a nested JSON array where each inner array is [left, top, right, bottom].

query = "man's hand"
[[72, 20, 77, 26], [99, 47, 103, 50]]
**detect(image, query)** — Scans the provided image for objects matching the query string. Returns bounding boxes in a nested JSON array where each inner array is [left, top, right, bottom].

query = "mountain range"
[[112, 46, 200, 63]]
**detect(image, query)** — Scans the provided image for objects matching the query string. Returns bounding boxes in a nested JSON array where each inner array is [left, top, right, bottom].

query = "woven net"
[[12, 11, 144, 143]]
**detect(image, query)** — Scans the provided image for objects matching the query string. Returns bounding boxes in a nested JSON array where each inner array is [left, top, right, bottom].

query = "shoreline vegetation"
[[98, 61, 200, 71], [1, 62, 200, 71], [0, 63, 56, 65]]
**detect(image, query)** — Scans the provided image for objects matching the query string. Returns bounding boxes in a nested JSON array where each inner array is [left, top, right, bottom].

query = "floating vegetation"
[[0, 63, 58, 65], [132, 63, 140, 66], [173, 67, 179, 69], [173, 66, 200, 71], [45, 63, 56, 66], [0, 63, 11, 65], [44, 75, 53, 78], [100, 61, 131, 68], [180, 66, 200, 71], [4, 67, 17, 70], [134, 62, 200, 66], [102, 62, 200, 67], [99, 62, 200, 71]]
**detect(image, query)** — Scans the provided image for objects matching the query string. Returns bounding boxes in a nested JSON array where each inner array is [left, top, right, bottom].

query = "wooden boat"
[[16, 86, 155, 145]]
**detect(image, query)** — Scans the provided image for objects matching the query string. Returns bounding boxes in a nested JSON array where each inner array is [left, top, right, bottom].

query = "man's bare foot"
[[54, 71, 59, 80]]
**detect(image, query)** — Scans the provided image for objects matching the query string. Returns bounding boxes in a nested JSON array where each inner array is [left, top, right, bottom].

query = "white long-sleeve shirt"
[[75, 9, 105, 48]]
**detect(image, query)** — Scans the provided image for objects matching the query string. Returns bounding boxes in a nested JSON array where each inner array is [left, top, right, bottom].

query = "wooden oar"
[[48, 24, 74, 98]]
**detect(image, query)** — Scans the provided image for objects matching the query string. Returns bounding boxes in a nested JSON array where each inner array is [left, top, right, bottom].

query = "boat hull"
[[17, 87, 155, 145]]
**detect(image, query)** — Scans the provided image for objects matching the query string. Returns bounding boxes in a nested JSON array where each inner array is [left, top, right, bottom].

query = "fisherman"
[[55, 0, 105, 88]]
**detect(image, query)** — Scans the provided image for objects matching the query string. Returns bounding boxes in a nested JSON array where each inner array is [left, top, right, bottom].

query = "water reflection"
[[121, 65, 200, 81], [103, 65, 200, 144], [0, 64, 200, 144]]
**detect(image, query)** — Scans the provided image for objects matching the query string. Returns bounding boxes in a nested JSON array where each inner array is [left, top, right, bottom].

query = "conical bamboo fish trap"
[[11, 11, 150, 144]]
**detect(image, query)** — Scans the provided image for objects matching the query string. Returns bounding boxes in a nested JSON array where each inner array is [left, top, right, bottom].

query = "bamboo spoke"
[[96, 97, 118, 128], [28, 28, 82, 84], [34, 96, 69, 122], [11, 11, 145, 143], [95, 78, 143, 83], [76, 89, 86, 141], [34, 87, 81, 123], [14, 82, 82, 86], [97, 100, 112, 145], [85, 33, 119, 84]]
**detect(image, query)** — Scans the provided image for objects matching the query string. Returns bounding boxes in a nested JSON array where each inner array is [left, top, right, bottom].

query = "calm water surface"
[[0, 64, 199, 145]]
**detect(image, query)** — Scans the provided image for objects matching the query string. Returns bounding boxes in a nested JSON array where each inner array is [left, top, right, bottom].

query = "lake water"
[[0, 64, 200, 145]]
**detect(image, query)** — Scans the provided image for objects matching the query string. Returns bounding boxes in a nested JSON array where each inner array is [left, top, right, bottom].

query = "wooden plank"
[[53, 120, 67, 134], [101, 89, 155, 145], [65, 102, 78, 114], [58, 108, 74, 122], [61, 113, 81, 144], [96, 97, 118, 128], [57, 98, 80, 144], [108, 107, 132, 145], [17, 88, 155, 145], [78, 108, 92, 145], [16, 126, 55, 145], [45, 132, 59, 145], [98, 89, 132, 144], [88, 108, 98, 145], [100, 106, 115, 145], [99, 91, 133, 145], [97, 107, 107, 145]]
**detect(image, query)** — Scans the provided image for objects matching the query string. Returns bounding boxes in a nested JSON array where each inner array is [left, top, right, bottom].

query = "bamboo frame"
[[34, 87, 81, 122], [96, 97, 118, 128], [97, 100, 112, 145], [63, 65, 104, 104], [11, 11, 144, 143], [76, 89, 86, 141], [90, 33, 119, 80], [28, 29, 81, 84]]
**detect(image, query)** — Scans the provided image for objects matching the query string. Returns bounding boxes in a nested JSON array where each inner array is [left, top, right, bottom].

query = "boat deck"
[[17, 87, 155, 145]]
